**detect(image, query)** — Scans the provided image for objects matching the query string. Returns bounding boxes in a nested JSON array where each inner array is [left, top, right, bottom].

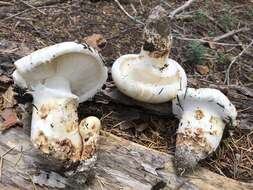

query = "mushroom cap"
[[13, 42, 108, 102], [173, 88, 237, 126], [111, 54, 187, 103]]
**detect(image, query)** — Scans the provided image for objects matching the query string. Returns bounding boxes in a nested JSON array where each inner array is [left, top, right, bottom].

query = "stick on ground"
[[169, 0, 196, 18], [224, 40, 253, 85], [114, 0, 144, 25], [212, 27, 250, 42], [18, 0, 46, 15]]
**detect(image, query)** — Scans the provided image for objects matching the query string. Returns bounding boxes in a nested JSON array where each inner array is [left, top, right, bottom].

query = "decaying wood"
[[0, 127, 252, 190], [100, 87, 172, 116]]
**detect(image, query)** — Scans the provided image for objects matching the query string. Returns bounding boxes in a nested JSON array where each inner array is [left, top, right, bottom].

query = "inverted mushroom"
[[172, 88, 237, 174], [111, 6, 187, 103], [12, 42, 107, 162]]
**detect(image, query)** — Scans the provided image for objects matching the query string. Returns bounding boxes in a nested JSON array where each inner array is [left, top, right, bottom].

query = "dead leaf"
[[208, 41, 216, 49], [0, 75, 13, 91], [0, 108, 21, 131], [2, 87, 17, 108], [0, 75, 13, 84], [84, 34, 107, 51], [188, 78, 198, 87], [0, 87, 21, 131], [196, 65, 209, 75]]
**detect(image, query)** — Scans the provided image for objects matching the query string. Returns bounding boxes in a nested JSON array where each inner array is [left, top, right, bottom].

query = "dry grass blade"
[[0, 146, 17, 181], [15, 146, 23, 167], [27, 172, 38, 190]]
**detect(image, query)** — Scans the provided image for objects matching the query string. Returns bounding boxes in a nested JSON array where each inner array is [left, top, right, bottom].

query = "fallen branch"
[[212, 27, 250, 42], [169, 0, 196, 18], [99, 87, 172, 116], [174, 36, 241, 46], [114, 0, 144, 25], [224, 40, 253, 85]]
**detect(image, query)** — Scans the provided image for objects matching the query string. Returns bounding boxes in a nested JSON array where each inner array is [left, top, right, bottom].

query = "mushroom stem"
[[140, 49, 169, 69], [173, 88, 237, 174], [142, 5, 172, 69], [30, 76, 99, 161], [174, 107, 225, 173]]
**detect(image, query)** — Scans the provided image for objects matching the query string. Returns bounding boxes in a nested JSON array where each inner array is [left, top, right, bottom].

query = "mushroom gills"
[[12, 42, 107, 179]]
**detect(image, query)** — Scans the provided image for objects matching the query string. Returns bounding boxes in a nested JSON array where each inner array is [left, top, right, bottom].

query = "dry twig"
[[15, 146, 23, 167], [202, 13, 244, 49], [18, 0, 46, 15], [212, 27, 250, 42], [0, 1, 13, 6], [0, 9, 31, 23], [0, 146, 16, 181], [174, 36, 241, 46], [224, 40, 253, 85], [114, 0, 144, 25], [169, 0, 196, 18]]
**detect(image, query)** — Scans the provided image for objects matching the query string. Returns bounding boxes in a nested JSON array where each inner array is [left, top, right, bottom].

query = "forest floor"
[[0, 0, 252, 183]]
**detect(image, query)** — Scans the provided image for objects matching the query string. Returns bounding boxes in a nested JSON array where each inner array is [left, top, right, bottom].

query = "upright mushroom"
[[12, 42, 107, 164], [172, 88, 237, 174], [111, 6, 187, 103]]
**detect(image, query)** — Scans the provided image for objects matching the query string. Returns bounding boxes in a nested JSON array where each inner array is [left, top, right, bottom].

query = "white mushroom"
[[12, 42, 107, 162], [172, 88, 237, 173], [111, 6, 187, 103]]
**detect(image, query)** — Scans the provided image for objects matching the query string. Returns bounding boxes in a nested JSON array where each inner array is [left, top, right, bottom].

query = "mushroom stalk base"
[[31, 76, 100, 162], [174, 109, 225, 174]]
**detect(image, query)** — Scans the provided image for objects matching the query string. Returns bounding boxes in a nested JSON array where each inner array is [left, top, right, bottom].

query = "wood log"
[[99, 87, 172, 116], [0, 127, 252, 190]]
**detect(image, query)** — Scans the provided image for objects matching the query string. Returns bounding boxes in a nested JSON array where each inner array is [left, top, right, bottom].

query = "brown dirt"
[[0, 0, 252, 182]]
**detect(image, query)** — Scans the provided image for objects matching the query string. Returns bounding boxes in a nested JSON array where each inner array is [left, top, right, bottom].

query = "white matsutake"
[[13, 42, 107, 161], [172, 88, 237, 173], [111, 50, 187, 103], [111, 6, 187, 103]]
